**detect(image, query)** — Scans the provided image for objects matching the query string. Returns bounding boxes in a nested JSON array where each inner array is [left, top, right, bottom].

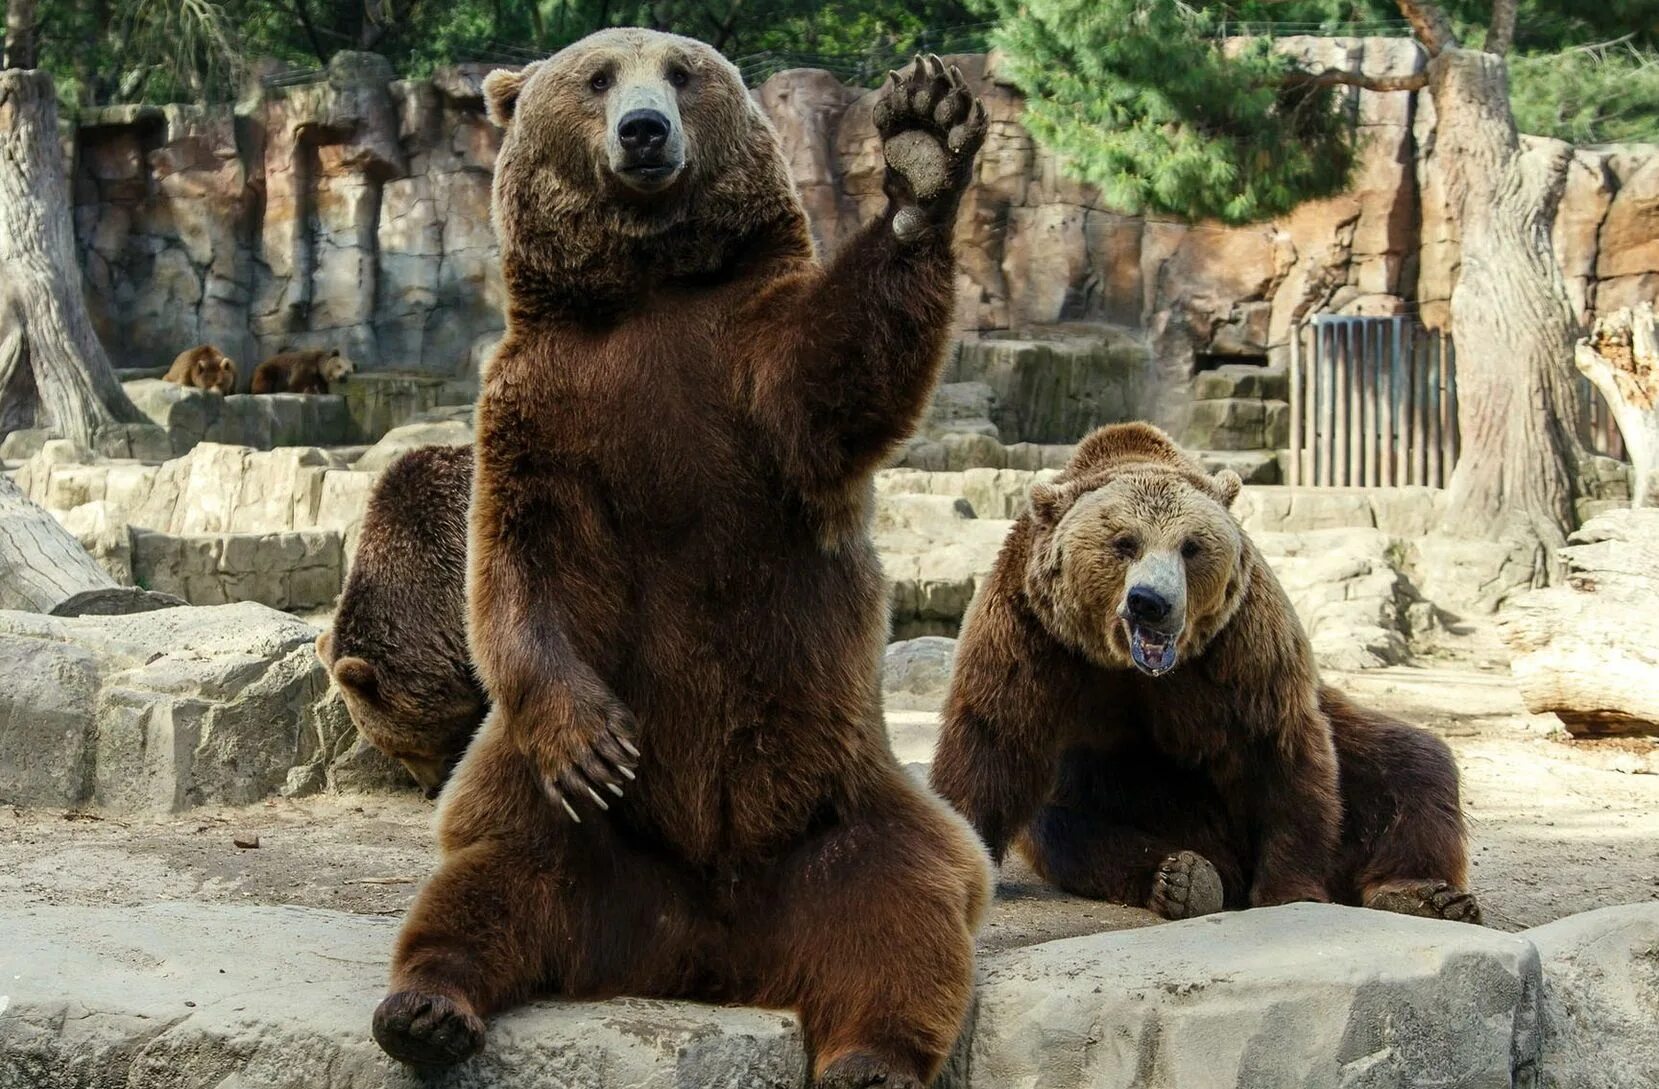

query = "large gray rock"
[[874, 494, 1011, 639], [0, 902, 807, 1089], [948, 334, 1152, 444], [969, 904, 1542, 1088], [131, 528, 345, 611], [0, 603, 336, 812], [125, 379, 354, 453], [1528, 903, 1659, 1089], [353, 418, 473, 471], [883, 637, 958, 711]]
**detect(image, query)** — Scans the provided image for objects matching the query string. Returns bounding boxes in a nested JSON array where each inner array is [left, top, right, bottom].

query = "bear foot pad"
[[1366, 881, 1483, 924], [817, 1051, 925, 1089], [1150, 851, 1225, 920], [373, 990, 486, 1067]]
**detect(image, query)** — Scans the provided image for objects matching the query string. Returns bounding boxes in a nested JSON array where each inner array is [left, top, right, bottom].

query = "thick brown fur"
[[250, 348, 355, 394], [162, 344, 237, 394], [931, 422, 1478, 924], [317, 445, 486, 796], [375, 31, 992, 1087]]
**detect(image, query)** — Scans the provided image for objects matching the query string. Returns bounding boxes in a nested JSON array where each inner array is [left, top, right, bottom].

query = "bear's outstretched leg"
[[1017, 747, 1243, 918], [748, 783, 989, 1088], [1325, 688, 1482, 924], [375, 736, 716, 1067]]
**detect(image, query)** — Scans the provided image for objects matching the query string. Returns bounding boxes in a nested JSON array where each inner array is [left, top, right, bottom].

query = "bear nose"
[[1125, 585, 1172, 624], [618, 109, 671, 154]]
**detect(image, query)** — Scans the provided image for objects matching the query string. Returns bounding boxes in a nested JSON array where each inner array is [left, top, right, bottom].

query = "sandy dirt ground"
[[3, 642, 1656, 951]]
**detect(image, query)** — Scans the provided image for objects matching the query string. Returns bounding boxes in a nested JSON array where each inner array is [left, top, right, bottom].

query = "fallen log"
[[0, 474, 179, 615], [1499, 507, 1659, 735], [1574, 302, 1658, 507]]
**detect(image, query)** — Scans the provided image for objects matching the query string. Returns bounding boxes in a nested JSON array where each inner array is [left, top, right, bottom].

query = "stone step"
[[1193, 449, 1283, 485], [125, 379, 355, 454], [1192, 363, 1289, 402], [131, 528, 345, 612], [1182, 397, 1291, 451]]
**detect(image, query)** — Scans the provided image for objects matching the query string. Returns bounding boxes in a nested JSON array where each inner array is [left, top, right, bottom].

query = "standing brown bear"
[[250, 347, 354, 393], [372, 30, 993, 1089], [931, 423, 1480, 924], [162, 344, 237, 394], [316, 444, 486, 796]]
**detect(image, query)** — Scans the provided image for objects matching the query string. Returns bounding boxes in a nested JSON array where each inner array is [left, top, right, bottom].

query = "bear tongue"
[[1129, 625, 1178, 676]]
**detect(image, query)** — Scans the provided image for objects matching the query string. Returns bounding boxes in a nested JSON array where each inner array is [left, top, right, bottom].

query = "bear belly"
[[603, 539, 889, 861]]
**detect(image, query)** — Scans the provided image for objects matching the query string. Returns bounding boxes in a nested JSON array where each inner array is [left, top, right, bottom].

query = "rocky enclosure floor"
[[3, 655, 1654, 946]]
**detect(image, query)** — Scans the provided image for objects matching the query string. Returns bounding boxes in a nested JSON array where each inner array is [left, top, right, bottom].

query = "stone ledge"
[[0, 902, 807, 1089]]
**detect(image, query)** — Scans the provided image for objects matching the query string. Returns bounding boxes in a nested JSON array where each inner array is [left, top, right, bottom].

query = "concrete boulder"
[[0, 603, 337, 812], [0, 902, 807, 1089], [883, 637, 958, 711], [969, 904, 1542, 1088], [353, 419, 473, 472], [1527, 903, 1659, 1089]]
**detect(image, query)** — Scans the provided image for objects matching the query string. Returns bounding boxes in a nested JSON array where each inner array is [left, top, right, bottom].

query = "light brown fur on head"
[[163, 345, 238, 394], [483, 29, 810, 316], [1025, 424, 1247, 674]]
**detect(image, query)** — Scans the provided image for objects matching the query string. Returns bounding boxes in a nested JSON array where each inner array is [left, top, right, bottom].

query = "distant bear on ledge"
[[932, 422, 1480, 925], [162, 345, 237, 394], [251, 348, 354, 394]]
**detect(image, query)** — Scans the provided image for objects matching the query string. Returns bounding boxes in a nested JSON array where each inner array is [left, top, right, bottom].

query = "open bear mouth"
[[1126, 621, 1179, 676]]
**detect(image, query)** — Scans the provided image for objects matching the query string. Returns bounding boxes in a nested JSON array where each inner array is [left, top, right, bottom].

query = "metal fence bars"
[[1287, 315, 1459, 488]]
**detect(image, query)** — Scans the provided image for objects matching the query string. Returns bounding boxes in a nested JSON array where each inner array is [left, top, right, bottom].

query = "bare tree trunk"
[[1576, 303, 1659, 508], [0, 69, 151, 452], [0, 473, 115, 611], [4, 0, 38, 69], [1423, 45, 1587, 579]]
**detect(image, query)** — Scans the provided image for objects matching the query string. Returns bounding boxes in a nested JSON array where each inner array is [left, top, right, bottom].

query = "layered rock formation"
[[69, 43, 1659, 409]]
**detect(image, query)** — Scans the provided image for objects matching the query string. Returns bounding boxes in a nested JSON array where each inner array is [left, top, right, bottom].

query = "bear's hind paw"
[[1150, 850, 1225, 920], [1366, 881, 1484, 925], [372, 990, 486, 1068]]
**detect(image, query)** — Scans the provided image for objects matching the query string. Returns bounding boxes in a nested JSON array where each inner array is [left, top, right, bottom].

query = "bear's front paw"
[[523, 695, 639, 823], [1149, 850, 1224, 920], [373, 990, 485, 1067], [872, 53, 987, 242]]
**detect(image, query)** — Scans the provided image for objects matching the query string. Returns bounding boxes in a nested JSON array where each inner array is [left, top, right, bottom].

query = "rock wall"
[[69, 43, 1659, 406]]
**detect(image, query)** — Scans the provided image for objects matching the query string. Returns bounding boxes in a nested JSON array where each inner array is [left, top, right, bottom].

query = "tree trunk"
[[1425, 47, 1587, 579], [4, 0, 37, 69], [1499, 508, 1659, 736], [0, 69, 151, 452], [1574, 303, 1659, 508], [0, 472, 116, 611]]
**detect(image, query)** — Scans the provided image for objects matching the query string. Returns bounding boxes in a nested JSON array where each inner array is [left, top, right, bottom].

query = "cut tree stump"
[[1575, 302, 1658, 508], [1499, 507, 1659, 736], [0, 475, 180, 615]]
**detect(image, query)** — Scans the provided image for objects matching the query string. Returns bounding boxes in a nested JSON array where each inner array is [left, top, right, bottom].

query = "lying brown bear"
[[316, 444, 486, 796], [251, 347, 354, 394], [162, 344, 237, 394], [931, 422, 1480, 924]]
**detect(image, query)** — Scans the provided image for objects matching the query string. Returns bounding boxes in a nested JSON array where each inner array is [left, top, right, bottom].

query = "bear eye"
[[1111, 534, 1139, 559], [1181, 538, 1202, 560], [667, 66, 690, 89], [589, 71, 611, 93]]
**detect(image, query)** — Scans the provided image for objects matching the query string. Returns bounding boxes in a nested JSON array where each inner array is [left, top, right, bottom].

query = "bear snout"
[[1125, 585, 1173, 625]]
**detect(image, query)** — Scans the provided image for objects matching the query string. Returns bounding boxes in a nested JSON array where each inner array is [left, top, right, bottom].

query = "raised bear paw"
[[372, 990, 486, 1068], [872, 53, 987, 242], [522, 695, 640, 823], [1149, 850, 1225, 920], [816, 1051, 925, 1089], [1365, 881, 1484, 925]]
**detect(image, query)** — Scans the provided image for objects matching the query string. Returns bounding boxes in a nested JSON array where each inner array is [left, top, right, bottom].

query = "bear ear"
[[1029, 482, 1064, 526], [1211, 469, 1242, 508], [484, 62, 539, 128], [333, 655, 380, 699], [314, 630, 336, 666]]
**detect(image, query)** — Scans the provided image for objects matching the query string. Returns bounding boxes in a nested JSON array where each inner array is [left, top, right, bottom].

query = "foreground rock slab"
[[0, 902, 807, 1089], [1528, 903, 1659, 1089], [969, 904, 1543, 1088]]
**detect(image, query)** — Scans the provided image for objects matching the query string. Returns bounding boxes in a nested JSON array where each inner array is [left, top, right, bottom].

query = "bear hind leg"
[[749, 793, 989, 1088]]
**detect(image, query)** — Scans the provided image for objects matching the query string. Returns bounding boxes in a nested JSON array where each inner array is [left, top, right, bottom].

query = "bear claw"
[[1366, 881, 1484, 925], [373, 990, 486, 1068], [1150, 850, 1225, 920]]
